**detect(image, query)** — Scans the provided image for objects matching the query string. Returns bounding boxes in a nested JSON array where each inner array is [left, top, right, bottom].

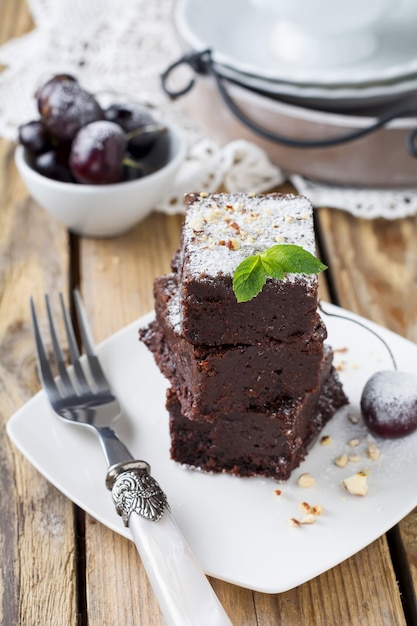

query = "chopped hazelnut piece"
[[348, 438, 360, 448], [299, 501, 311, 514], [297, 473, 315, 488], [367, 444, 381, 461], [274, 489, 282, 496], [334, 346, 349, 354], [291, 502, 323, 527], [335, 454, 348, 468], [189, 215, 204, 231], [342, 471, 368, 496], [320, 435, 332, 446], [227, 238, 241, 251], [348, 414, 359, 424], [348, 454, 360, 463], [311, 504, 323, 516]]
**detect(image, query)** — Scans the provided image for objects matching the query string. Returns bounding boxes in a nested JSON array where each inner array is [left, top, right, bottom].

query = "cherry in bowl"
[[15, 121, 186, 238]]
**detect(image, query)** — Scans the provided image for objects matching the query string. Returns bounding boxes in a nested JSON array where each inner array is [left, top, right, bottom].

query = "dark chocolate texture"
[[177, 192, 320, 346], [141, 274, 327, 420], [179, 275, 320, 346], [138, 192, 348, 481], [167, 352, 348, 480]]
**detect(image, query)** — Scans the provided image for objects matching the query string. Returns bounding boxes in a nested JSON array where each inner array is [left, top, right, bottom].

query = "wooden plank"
[[0, 6, 76, 626], [395, 509, 417, 621], [0, 3, 79, 624], [0, 133, 78, 625], [0, 5, 187, 619], [317, 209, 417, 341], [78, 212, 184, 336], [253, 537, 405, 626], [0, 0, 33, 47]]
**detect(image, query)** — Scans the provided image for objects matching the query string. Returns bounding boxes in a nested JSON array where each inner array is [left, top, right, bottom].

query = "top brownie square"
[[176, 192, 320, 345]]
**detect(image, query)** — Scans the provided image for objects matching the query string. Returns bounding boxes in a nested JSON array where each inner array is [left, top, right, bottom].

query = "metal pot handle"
[[161, 49, 417, 156]]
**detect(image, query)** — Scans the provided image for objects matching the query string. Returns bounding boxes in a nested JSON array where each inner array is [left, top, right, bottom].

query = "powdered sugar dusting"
[[182, 192, 317, 279], [48, 82, 100, 124], [73, 120, 124, 154], [40, 78, 103, 140], [166, 276, 182, 333]]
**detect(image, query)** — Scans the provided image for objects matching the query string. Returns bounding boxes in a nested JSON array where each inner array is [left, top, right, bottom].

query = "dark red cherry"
[[18, 120, 52, 155], [37, 75, 103, 142], [104, 102, 160, 158], [69, 121, 127, 184], [360, 370, 417, 438], [34, 148, 74, 182]]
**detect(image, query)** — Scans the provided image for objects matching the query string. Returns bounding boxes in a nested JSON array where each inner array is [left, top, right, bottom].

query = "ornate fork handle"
[[105, 458, 232, 626], [106, 459, 169, 525]]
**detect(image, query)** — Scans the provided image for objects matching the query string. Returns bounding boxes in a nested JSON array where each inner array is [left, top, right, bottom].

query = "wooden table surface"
[[1, 2, 417, 625]]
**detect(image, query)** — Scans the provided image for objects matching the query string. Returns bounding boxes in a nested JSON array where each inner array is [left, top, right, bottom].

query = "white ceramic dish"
[[175, 0, 417, 86], [15, 121, 186, 238], [213, 63, 417, 112], [7, 304, 417, 593], [179, 75, 417, 187], [173, 17, 417, 113]]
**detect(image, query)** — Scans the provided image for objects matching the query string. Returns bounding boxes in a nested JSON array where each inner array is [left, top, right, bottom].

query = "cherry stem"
[[318, 301, 398, 371], [122, 156, 155, 174], [124, 124, 166, 141]]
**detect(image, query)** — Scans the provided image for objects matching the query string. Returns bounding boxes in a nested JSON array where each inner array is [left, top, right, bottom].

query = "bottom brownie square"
[[167, 349, 348, 481]]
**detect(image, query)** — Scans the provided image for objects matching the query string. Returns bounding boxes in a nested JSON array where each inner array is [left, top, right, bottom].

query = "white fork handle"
[[129, 511, 232, 626]]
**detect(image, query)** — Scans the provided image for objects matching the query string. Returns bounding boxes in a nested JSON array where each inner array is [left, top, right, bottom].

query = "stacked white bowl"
[[172, 0, 417, 186]]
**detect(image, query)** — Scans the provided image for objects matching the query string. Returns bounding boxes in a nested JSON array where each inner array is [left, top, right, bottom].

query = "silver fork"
[[30, 291, 232, 626]]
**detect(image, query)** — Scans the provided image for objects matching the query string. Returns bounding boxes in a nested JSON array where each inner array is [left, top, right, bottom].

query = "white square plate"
[[7, 304, 417, 593]]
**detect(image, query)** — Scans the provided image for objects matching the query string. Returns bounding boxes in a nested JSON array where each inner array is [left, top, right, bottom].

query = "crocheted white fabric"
[[1, 0, 416, 219], [291, 176, 417, 220]]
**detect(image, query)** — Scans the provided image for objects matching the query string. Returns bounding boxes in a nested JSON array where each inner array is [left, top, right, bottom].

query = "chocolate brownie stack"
[[140, 192, 347, 480]]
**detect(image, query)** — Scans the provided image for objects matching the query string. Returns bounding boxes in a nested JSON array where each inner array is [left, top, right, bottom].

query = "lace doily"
[[1, 0, 416, 220], [291, 176, 417, 220]]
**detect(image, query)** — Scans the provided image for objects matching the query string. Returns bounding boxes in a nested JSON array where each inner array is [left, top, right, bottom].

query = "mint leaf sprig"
[[232, 244, 327, 303]]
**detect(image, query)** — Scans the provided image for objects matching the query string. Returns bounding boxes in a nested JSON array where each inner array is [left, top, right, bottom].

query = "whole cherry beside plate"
[[360, 370, 417, 438]]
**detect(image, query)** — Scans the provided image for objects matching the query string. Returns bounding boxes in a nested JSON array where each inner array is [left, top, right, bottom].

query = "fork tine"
[[59, 293, 92, 395], [44, 295, 75, 396], [30, 297, 61, 404], [73, 289, 112, 393], [73, 290, 96, 355]]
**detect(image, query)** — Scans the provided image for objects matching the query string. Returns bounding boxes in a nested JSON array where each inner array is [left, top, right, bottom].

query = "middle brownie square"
[[140, 274, 327, 421]]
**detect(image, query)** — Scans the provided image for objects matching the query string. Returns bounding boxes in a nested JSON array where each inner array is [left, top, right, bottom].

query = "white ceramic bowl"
[[180, 75, 417, 187], [15, 121, 186, 238]]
